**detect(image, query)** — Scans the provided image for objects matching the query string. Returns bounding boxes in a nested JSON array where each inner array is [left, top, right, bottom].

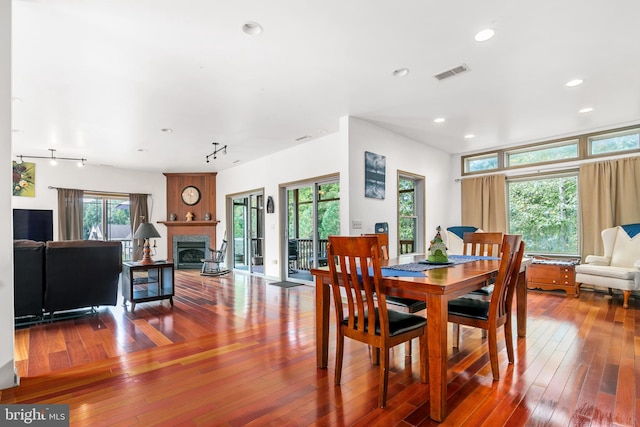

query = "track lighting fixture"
[[205, 142, 227, 163], [17, 148, 87, 167]]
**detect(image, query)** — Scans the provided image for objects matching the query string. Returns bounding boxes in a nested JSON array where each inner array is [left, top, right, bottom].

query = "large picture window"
[[507, 174, 578, 255]]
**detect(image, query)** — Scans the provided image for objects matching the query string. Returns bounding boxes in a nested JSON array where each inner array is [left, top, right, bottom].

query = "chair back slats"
[[463, 232, 503, 257], [490, 235, 524, 321], [361, 233, 389, 260], [328, 236, 385, 338]]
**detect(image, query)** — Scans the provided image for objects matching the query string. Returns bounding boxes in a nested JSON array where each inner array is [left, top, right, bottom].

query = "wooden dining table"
[[311, 253, 528, 423]]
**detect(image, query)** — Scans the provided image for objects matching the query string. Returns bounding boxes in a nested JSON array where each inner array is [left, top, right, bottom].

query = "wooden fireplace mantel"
[[158, 221, 220, 227]]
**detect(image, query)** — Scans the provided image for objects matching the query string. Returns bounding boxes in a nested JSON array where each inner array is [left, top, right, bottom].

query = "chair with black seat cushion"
[[327, 235, 427, 408], [363, 233, 426, 356], [463, 231, 504, 299], [448, 235, 524, 380]]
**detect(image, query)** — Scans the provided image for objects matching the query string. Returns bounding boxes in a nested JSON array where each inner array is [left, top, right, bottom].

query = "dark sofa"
[[14, 240, 122, 320], [13, 240, 45, 318]]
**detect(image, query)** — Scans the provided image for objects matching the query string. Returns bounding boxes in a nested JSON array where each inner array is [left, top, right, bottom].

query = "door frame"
[[279, 173, 339, 283], [225, 188, 265, 275]]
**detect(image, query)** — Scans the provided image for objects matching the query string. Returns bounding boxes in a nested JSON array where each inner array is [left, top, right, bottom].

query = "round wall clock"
[[181, 186, 201, 206]]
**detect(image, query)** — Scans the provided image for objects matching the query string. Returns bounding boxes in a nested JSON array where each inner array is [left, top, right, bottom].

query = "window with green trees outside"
[[508, 174, 578, 255]]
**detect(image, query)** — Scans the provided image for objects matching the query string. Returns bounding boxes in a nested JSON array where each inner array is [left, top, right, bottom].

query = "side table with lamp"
[[122, 220, 175, 311]]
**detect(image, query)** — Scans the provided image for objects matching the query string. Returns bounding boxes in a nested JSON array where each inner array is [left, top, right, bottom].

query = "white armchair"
[[575, 224, 640, 308]]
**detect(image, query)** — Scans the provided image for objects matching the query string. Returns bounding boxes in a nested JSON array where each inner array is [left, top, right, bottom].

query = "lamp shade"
[[133, 222, 161, 240]]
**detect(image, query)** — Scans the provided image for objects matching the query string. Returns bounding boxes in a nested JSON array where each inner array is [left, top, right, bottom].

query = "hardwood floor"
[[2, 270, 639, 426]]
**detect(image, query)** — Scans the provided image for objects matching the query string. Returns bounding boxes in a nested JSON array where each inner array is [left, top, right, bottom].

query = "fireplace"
[[173, 235, 210, 269]]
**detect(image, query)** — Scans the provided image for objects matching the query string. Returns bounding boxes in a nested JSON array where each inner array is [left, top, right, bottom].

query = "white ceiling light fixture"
[[474, 28, 495, 42], [434, 117, 446, 123], [579, 107, 594, 113], [242, 21, 263, 36], [464, 134, 475, 139], [392, 68, 410, 78], [565, 79, 584, 87], [160, 128, 173, 133]]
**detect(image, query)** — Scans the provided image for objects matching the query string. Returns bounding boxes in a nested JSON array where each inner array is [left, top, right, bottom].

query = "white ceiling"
[[10, 0, 640, 173]]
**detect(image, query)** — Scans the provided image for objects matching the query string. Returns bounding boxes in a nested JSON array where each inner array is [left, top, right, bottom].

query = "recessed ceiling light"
[[12, 129, 23, 133], [11, 97, 22, 103], [233, 160, 241, 164], [474, 29, 495, 42], [434, 117, 446, 123], [579, 107, 594, 113], [464, 134, 475, 139], [392, 68, 410, 78], [160, 128, 173, 133], [242, 21, 263, 36], [565, 79, 583, 87], [137, 148, 147, 152]]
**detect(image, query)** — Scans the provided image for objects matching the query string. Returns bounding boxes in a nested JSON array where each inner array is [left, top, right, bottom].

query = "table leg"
[[315, 275, 330, 368], [516, 270, 527, 337], [427, 294, 448, 422]]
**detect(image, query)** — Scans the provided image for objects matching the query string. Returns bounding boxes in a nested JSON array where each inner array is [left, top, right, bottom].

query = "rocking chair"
[[201, 238, 229, 276]]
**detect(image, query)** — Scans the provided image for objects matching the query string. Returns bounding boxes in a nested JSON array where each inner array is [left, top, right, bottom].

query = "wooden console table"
[[122, 261, 175, 310]]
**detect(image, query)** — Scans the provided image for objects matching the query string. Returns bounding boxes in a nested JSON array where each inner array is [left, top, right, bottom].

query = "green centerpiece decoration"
[[428, 226, 449, 263]]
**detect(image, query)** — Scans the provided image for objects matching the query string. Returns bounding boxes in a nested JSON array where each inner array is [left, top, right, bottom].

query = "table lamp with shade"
[[133, 221, 161, 265]]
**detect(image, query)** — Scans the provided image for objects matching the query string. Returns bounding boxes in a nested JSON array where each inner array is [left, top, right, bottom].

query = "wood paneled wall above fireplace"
[[161, 172, 218, 263], [163, 172, 217, 222]]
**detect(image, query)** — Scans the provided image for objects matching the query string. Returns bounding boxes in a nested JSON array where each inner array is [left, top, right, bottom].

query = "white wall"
[[1, 0, 16, 389], [215, 130, 347, 279], [215, 116, 457, 277], [11, 160, 168, 259], [346, 117, 455, 257]]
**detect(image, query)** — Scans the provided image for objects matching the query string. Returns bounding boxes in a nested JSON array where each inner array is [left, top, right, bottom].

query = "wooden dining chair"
[[364, 233, 426, 356], [448, 235, 524, 380], [361, 233, 389, 260], [463, 231, 503, 257], [327, 235, 427, 408]]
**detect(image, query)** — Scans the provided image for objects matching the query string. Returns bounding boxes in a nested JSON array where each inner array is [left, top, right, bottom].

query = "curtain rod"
[[48, 186, 151, 196]]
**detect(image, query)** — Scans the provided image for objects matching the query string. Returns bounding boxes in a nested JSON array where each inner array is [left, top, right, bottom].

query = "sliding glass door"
[[284, 178, 339, 283]]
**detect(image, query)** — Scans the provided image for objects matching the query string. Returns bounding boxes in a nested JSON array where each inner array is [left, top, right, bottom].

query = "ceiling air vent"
[[434, 64, 470, 81]]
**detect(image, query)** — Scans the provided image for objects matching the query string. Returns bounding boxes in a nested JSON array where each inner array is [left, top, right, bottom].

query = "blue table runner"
[[385, 255, 500, 273]]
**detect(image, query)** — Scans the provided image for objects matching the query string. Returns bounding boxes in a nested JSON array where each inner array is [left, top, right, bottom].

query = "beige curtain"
[[57, 188, 84, 240], [579, 156, 640, 259], [461, 174, 507, 233], [129, 193, 149, 261]]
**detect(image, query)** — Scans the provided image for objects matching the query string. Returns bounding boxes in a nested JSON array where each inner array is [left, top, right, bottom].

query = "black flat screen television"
[[13, 208, 53, 242]]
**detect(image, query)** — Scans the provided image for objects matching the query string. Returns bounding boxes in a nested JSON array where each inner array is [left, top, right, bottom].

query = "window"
[[507, 174, 578, 255], [398, 174, 424, 254], [464, 153, 499, 173], [588, 128, 640, 155], [83, 194, 132, 260], [461, 124, 640, 176], [506, 139, 578, 167]]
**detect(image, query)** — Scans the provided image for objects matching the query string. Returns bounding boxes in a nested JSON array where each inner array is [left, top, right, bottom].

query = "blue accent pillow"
[[621, 223, 640, 238], [446, 226, 479, 239]]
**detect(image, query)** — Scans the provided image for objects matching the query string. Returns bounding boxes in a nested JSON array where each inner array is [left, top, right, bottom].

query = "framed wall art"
[[12, 161, 36, 197], [364, 151, 385, 199]]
